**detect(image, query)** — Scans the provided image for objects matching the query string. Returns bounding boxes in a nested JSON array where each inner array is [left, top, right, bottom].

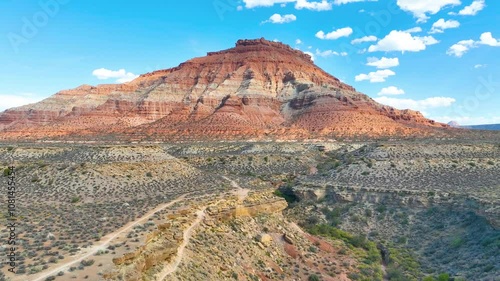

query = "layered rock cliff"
[[0, 38, 448, 140]]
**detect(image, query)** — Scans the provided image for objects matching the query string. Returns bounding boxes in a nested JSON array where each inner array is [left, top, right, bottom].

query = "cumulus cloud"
[[334, 0, 378, 4], [243, 0, 332, 10], [315, 49, 348, 57], [351, 35, 378, 44], [368, 30, 439, 53], [374, 96, 456, 111], [377, 86, 405, 96], [366, 57, 399, 69], [316, 49, 339, 57], [404, 27, 423, 33], [447, 32, 500, 57], [396, 0, 461, 22], [355, 69, 396, 83], [243, 0, 295, 8], [447, 39, 476, 57], [457, 0, 485, 15], [262, 13, 297, 24], [0, 93, 45, 111], [92, 68, 139, 83], [430, 18, 460, 33], [474, 64, 486, 69], [295, 0, 332, 10], [479, 32, 500, 47], [316, 27, 353, 40], [295, 39, 302, 44]]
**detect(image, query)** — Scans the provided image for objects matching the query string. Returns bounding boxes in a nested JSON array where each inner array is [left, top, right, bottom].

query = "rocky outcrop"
[[207, 192, 288, 222], [290, 184, 500, 229], [0, 38, 449, 140]]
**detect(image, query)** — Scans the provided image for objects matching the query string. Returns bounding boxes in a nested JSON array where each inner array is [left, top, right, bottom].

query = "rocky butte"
[[0, 38, 450, 141]]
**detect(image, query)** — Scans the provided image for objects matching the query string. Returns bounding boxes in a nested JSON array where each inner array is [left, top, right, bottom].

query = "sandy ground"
[[26, 195, 187, 281]]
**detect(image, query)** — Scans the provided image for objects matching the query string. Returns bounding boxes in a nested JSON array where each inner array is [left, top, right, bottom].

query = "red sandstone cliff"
[[0, 38, 448, 141]]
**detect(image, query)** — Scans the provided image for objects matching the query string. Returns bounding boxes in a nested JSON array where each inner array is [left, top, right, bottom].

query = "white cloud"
[[458, 0, 485, 15], [0, 93, 46, 111], [446, 39, 476, 57], [334, 0, 378, 4], [316, 27, 353, 40], [430, 18, 460, 33], [447, 32, 500, 57], [375, 96, 456, 111], [316, 49, 339, 57], [304, 51, 315, 61], [243, 0, 332, 10], [295, 0, 332, 11], [378, 86, 405, 96], [355, 69, 396, 83], [404, 27, 423, 33], [368, 30, 439, 53], [366, 57, 399, 69], [474, 64, 486, 68], [295, 39, 302, 44], [263, 13, 297, 24], [479, 32, 500, 47], [237, 5, 244, 11], [396, 0, 461, 22], [315, 49, 348, 57], [243, 0, 295, 8], [351, 35, 378, 44], [92, 68, 139, 83]]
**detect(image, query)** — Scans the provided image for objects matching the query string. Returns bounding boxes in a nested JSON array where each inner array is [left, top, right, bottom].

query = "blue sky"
[[0, 0, 499, 125]]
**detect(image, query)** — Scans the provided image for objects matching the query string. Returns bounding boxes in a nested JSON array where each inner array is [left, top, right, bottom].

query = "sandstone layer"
[[0, 38, 449, 140]]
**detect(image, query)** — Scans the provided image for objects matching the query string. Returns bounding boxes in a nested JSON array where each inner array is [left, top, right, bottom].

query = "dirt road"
[[28, 195, 186, 281]]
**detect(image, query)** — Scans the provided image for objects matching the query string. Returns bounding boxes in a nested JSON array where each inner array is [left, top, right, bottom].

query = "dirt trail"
[[156, 177, 245, 280], [223, 176, 250, 201], [28, 195, 186, 281], [156, 208, 206, 280]]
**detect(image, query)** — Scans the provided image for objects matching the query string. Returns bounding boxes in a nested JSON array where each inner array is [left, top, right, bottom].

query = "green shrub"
[[437, 273, 450, 281], [3, 168, 11, 177], [81, 259, 95, 267], [308, 274, 320, 281]]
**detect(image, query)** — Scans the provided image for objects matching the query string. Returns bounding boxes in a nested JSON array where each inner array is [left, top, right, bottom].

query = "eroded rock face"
[[0, 38, 448, 140]]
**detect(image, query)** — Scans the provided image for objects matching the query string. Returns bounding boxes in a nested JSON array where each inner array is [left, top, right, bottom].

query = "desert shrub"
[[3, 168, 11, 177], [308, 274, 320, 281], [386, 267, 406, 281], [81, 259, 95, 267], [437, 273, 450, 281], [71, 197, 80, 203]]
